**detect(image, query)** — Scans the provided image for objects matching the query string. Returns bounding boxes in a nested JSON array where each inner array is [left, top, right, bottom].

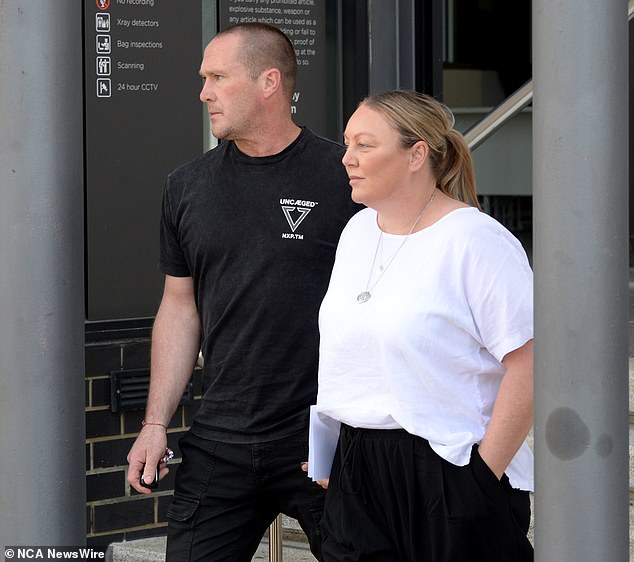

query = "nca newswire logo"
[[4, 546, 106, 560], [280, 198, 318, 240]]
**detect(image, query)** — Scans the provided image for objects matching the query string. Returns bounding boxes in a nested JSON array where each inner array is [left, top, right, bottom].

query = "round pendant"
[[357, 291, 371, 304]]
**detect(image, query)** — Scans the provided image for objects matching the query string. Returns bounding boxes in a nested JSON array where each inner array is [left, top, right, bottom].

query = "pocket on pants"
[[167, 495, 200, 526], [469, 445, 506, 502], [439, 445, 505, 522]]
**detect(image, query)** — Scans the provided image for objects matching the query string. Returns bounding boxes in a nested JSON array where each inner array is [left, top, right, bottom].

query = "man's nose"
[[200, 80, 215, 103]]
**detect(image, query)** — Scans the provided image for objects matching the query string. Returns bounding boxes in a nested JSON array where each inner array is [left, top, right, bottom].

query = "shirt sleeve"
[[159, 177, 191, 278], [462, 219, 534, 362]]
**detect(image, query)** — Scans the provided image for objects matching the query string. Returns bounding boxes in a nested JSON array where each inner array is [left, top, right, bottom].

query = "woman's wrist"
[[477, 443, 505, 480]]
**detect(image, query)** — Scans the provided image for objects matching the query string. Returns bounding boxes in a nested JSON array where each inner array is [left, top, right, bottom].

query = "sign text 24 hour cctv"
[[117, 82, 158, 91]]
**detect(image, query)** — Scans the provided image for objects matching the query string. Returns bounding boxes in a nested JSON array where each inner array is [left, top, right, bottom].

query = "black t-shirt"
[[160, 128, 360, 442]]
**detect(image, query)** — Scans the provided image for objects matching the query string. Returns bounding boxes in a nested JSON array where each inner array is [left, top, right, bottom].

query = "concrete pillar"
[[0, 0, 86, 547], [533, 1, 629, 560]]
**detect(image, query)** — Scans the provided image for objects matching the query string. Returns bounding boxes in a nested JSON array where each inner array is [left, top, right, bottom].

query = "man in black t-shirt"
[[126, 23, 358, 561]]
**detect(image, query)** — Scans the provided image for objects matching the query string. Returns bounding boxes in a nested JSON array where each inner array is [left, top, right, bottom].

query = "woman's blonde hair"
[[361, 90, 479, 208]]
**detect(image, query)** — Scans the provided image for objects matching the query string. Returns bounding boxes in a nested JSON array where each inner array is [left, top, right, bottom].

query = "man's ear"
[[261, 68, 282, 99], [409, 140, 429, 171]]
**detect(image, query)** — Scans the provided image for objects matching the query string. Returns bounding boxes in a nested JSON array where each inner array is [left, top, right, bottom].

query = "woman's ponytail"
[[436, 129, 479, 209]]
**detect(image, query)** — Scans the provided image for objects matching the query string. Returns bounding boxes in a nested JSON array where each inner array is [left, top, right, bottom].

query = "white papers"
[[308, 405, 341, 481]]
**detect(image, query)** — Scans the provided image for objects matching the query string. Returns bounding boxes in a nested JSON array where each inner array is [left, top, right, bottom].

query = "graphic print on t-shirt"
[[280, 197, 319, 240]]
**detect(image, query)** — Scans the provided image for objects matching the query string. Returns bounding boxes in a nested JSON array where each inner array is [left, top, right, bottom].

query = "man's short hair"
[[218, 23, 297, 102]]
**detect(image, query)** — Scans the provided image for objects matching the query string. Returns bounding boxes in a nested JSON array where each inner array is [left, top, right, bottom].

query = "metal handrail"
[[463, 80, 533, 151], [465, 0, 634, 151]]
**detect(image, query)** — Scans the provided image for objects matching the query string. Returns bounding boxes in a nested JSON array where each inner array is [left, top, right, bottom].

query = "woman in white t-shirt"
[[315, 90, 534, 561]]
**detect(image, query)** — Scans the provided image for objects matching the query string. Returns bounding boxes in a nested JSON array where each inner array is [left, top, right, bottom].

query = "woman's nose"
[[342, 147, 355, 167]]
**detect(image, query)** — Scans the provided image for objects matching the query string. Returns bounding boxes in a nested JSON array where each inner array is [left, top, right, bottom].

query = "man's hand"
[[127, 425, 170, 494]]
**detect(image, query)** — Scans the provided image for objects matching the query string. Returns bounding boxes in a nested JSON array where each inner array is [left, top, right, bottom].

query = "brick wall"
[[84, 320, 202, 548]]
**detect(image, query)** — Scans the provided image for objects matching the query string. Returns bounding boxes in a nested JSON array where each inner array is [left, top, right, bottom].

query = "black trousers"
[[321, 425, 533, 562], [165, 430, 326, 562]]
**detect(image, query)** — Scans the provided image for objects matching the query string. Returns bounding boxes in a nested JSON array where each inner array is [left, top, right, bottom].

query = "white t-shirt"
[[316, 207, 534, 491]]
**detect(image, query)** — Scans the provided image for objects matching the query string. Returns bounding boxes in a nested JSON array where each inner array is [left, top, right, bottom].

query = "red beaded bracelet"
[[141, 420, 167, 429]]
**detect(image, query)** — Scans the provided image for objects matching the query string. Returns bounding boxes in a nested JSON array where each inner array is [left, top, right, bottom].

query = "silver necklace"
[[357, 190, 436, 304]]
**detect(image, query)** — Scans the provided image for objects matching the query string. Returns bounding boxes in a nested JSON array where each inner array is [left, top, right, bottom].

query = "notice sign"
[[89, 0, 171, 99], [219, 0, 330, 137], [84, 0, 202, 320]]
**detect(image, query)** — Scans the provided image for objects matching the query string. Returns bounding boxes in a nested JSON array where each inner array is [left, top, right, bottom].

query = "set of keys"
[[140, 447, 175, 490]]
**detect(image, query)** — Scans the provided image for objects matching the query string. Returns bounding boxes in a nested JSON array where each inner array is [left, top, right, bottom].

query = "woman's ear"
[[409, 141, 429, 171]]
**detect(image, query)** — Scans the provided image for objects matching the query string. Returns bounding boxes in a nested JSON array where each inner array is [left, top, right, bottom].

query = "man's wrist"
[[141, 420, 168, 430]]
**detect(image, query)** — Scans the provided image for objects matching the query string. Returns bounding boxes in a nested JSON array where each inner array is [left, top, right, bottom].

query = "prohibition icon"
[[96, 0, 110, 10]]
